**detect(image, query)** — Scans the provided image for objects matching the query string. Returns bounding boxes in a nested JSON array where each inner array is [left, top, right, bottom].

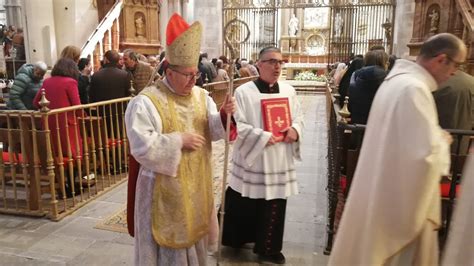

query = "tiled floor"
[[0, 94, 329, 265]]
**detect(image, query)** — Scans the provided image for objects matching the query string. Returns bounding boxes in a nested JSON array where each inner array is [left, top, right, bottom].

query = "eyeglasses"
[[170, 68, 202, 80], [446, 56, 464, 69], [260, 59, 286, 66]]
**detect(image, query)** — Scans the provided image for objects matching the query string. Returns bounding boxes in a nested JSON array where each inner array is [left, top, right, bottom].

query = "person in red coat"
[[33, 58, 83, 160]]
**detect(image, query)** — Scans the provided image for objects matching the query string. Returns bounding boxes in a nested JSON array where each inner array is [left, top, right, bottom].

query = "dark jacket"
[[78, 74, 90, 104], [433, 70, 474, 154], [89, 64, 131, 102], [348, 65, 387, 125], [339, 58, 364, 106], [127, 61, 154, 93], [7, 64, 44, 110]]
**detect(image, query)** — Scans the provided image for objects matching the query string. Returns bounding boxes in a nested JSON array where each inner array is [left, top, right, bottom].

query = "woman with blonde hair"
[[60, 45, 81, 63]]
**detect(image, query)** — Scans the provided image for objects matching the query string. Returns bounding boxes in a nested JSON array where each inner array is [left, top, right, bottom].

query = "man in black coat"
[[90, 50, 131, 137], [90, 50, 131, 102]]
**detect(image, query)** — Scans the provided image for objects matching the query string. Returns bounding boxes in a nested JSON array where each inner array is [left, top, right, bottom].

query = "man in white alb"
[[221, 47, 304, 265], [329, 33, 467, 266]]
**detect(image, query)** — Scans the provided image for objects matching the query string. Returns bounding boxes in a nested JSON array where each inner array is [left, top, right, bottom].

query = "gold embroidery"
[[142, 82, 213, 248]]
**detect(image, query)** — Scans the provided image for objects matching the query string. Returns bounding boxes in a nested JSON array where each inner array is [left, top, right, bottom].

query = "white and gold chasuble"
[[142, 81, 213, 248]]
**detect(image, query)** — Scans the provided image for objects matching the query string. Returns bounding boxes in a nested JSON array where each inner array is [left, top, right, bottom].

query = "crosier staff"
[[217, 17, 250, 265]]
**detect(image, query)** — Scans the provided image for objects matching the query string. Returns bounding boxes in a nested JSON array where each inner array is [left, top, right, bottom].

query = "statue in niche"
[[135, 15, 146, 38], [288, 13, 299, 37], [428, 9, 439, 33], [334, 13, 343, 38]]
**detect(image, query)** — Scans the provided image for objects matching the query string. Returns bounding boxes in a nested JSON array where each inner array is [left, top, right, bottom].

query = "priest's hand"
[[220, 94, 236, 115], [266, 135, 281, 146], [181, 132, 205, 151], [442, 130, 453, 145], [281, 127, 298, 143]]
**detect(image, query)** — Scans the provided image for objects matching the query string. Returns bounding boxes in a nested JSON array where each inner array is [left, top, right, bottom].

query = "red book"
[[261, 97, 292, 142]]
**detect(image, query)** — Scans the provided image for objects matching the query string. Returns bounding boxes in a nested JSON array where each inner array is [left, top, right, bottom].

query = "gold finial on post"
[[338, 96, 351, 124], [129, 80, 136, 96], [39, 88, 50, 112]]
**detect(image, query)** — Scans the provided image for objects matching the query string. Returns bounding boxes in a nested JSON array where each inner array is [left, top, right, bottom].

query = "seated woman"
[[348, 50, 388, 125], [339, 57, 364, 106]]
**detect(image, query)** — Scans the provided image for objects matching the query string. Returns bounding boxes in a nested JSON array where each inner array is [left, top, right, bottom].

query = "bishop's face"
[[257, 51, 284, 85], [166, 66, 200, 96]]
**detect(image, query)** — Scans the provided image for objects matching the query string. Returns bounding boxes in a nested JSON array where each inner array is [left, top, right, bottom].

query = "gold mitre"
[[165, 13, 202, 67]]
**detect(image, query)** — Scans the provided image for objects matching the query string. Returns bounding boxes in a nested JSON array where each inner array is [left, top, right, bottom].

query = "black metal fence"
[[222, 0, 395, 63]]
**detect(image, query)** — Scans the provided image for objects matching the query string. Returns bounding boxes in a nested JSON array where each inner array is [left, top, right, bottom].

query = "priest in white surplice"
[[221, 47, 304, 265], [125, 13, 236, 266], [329, 33, 467, 266]]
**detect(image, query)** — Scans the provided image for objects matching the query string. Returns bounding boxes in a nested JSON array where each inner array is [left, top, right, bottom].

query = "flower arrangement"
[[294, 71, 327, 82]]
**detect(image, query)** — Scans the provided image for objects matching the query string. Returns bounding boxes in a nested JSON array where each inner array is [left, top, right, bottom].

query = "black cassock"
[[221, 78, 287, 256]]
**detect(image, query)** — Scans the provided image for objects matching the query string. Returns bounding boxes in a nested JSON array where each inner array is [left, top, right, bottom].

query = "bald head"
[[417, 33, 467, 84], [418, 33, 465, 61]]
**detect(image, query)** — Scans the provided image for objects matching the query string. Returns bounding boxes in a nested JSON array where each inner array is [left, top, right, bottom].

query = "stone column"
[[393, 0, 415, 59], [159, 0, 170, 48], [182, 0, 194, 22], [52, 0, 76, 57], [169, 0, 181, 15], [21, 0, 58, 65], [194, 0, 222, 57], [4, 0, 22, 27]]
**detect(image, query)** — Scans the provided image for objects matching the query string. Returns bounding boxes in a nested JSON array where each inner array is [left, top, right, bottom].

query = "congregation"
[[1, 2, 473, 265]]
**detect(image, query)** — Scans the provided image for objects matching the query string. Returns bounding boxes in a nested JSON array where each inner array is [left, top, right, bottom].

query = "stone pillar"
[[21, 0, 58, 65], [169, 0, 181, 14], [52, 0, 76, 57], [182, 0, 194, 22], [159, 0, 169, 48], [4, 0, 22, 27], [393, 0, 415, 59], [194, 0, 222, 58]]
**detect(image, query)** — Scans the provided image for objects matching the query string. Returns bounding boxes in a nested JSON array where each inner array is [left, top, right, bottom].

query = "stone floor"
[[0, 94, 329, 265]]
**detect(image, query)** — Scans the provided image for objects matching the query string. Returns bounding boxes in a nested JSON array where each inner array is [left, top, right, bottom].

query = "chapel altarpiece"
[[222, 0, 396, 66]]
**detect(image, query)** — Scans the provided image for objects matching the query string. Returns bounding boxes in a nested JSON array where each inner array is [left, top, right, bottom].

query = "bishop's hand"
[[181, 132, 205, 151], [220, 93, 236, 115]]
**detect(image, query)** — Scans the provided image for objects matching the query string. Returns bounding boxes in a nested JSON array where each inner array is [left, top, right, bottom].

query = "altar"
[[283, 62, 327, 80], [279, 7, 331, 80]]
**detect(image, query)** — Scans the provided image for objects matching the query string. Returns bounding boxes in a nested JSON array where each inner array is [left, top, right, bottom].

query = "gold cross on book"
[[274, 116, 284, 127]]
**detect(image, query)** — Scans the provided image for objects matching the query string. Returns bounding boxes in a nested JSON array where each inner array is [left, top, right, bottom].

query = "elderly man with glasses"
[[329, 33, 467, 266], [125, 13, 236, 265], [221, 46, 304, 264]]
